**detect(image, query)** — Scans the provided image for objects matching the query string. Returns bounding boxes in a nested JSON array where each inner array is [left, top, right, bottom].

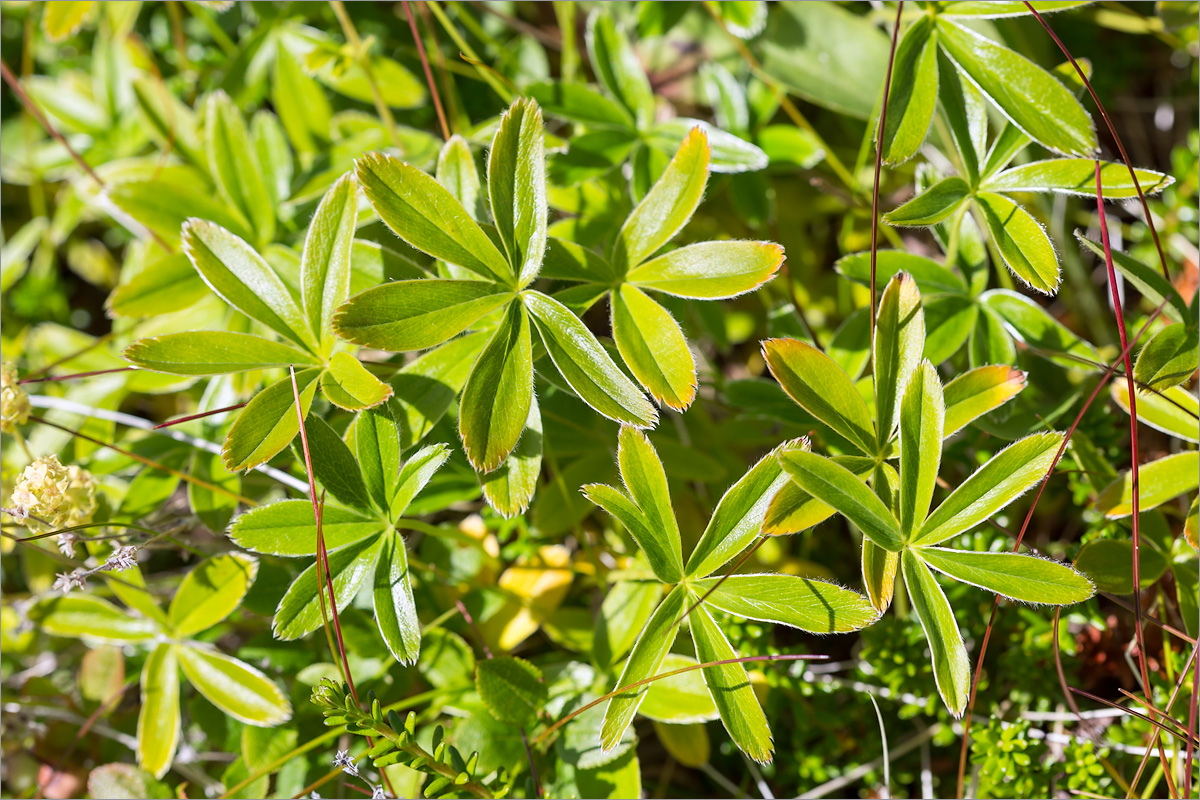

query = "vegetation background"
[[0, 1, 1197, 799]]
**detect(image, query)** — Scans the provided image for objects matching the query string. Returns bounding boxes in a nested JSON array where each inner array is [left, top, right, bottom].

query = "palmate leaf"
[[124, 331, 321, 375], [583, 483, 680, 583], [935, 17, 1097, 156], [983, 159, 1173, 198], [688, 601, 772, 764], [391, 332, 489, 450], [392, 443, 452, 519], [167, 553, 257, 637], [436, 134, 485, 220], [942, 365, 1026, 436], [489, 98, 547, 286], [333, 279, 512, 352], [230, 500, 380, 556], [459, 301, 533, 473], [879, 15, 939, 165], [901, 550, 970, 718], [763, 338, 876, 455], [138, 644, 181, 779], [320, 352, 392, 411], [31, 595, 158, 644], [613, 426, 684, 579], [763, 454, 875, 535], [601, 585, 686, 751], [295, 414, 373, 513], [350, 401, 402, 512], [913, 431, 1064, 546], [1096, 451, 1200, 518], [690, 574, 877, 633], [777, 450, 904, 552], [480, 394, 543, 518], [975, 192, 1060, 294], [874, 273, 926, 445], [918, 547, 1094, 604], [983, 290, 1099, 367], [611, 284, 696, 411], [899, 362, 944, 541], [625, 240, 783, 299], [177, 646, 291, 725], [301, 173, 358, 355], [272, 536, 382, 640], [374, 528, 420, 664], [883, 177, 970, 227]]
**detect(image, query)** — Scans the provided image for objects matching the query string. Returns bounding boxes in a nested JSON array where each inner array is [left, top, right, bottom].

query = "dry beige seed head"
[[9, 455, 97, 534], [1, 363, 30, 434]]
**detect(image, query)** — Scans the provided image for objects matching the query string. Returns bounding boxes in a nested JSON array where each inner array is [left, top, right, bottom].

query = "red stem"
[[403, 0, 450, 141], [19, 366, 137, 384], [1023, 2, 1172, 282], [153, 402, 247, 429]]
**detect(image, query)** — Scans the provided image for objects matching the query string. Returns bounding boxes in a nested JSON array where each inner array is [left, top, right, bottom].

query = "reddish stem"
[[153, 402, 247, 429], [1023, 2, 1172, 282], [19, 366, 137, 384], [403, 0, 450, 141]]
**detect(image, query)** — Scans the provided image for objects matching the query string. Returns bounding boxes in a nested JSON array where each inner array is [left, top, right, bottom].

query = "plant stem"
[[403, 0, 451, 141], [328, 0, 403, 153], [425, 1, 513, 102], [869, 1, 904, 356]]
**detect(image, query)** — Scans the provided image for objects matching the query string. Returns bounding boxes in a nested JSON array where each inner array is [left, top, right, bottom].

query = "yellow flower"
[[1, 363, 30, 434], [8, 455, 97, 534]]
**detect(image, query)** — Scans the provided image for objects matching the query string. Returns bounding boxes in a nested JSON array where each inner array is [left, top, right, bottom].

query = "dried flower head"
[[9, 455, 97, 534], [332, 750, 359, 778], [1, 363, 30, 434], [102, 545, 138, 572], [52, 571, 88, 593]]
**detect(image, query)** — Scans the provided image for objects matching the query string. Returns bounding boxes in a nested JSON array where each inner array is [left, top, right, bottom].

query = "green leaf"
[[168, 553, 257, 637], [107, 253, 209, 318], [541, 237, 617, 283], [230, 500, 381, 557], [436, 134, 484, 220], [874, 273, 926, 446], [762, 338, 876, 455], [273, 536, 382, 640], [899, 362, 945, 540], [87, 763, 171, 800], [1110, 379, 1199, 444], [525, 291, 657, 427], [587, 9, 655, 127], [983, 290, 1099, 366], [646, 118, 769, 173], [688, 601, 772, 764], [759, 1, 889, 120], [937, 51, 987, 183], [880, 16, 939, 164], [253, 111, 292, 209], [984, 159, 1173, 198], [374, 528, 420, 664], [601, 585, 686, 750], [594, 581, 663, 668], [943, 365, 1027, 436], [295, 413, 373, 513], [43, 1, 95, 41], [138, 644, 180, 779], [919, 547, 1094, 604], [124, 331, 320, 375], [205, 92, 276, 245], [613, 127, 709, 271], [827, 309, 872, 382], [189, 450, 240, 534], [615, 426, 684, 577], [883, 177, 970, 227], [612, 285, 696, 411], [1074, 539, 1169, 594], [481, 394, 543, 518], [913, 431, 1064, 546], [301, 173, 358, 354], [1096, 451, 1200, 518], [477, 656, 547, 728], [528, 81, 635, 128], [763, 453, 875, 535], [687, 444, 794, 578], [459, 302, 533, 473], [31, 595, 158, 643], [183, 220, 316, 351], [177, 646, 291, 726], [334, 279, 512, 352], [1133, 323, 1198, 390], [835, 250, 967, 296], [583, 483, 680, 583], [862, 540, 900, 613], [272, 45, 331, 155], [940, 1, 1093, 17], [901, 550, 970, 718], [392, 443, 452, 519], [320, 352, 393, 411], [104, 179, 254, 249], [1174, 558, 1198, 636], [969, 306, 1018, 369], [924, 295, 977, 365], [975, 192, 1061, 294], [692, 574, 877, 633], [1075, 234, 1189, 324], [712, 0, 767, 38], [935, 18, 1096, 155], [356, 152, 512, 284], [640, 653, 719, 723], [489, 98, 548, 286], [625, 240, 783, 299], [777, 450, 904, 552], [351, 402, 402, 513]]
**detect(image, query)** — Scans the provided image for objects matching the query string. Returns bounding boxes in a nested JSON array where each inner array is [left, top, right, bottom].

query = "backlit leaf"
[[901, 550, 970, 718]]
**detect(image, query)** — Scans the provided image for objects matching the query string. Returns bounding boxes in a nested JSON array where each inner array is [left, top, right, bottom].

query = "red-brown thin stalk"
[[19, 366, 136, 384], [1070, 687, 1196, 745], [869, 1, 904, 353], [1095, 161, 1151, 704], [289, 368, 358, 705], [953, 296, 1168, 799], [1126, 642, 1199, 798], [153, 402, 247, 429], [403, 0, 450, 141], [0, 59, 104, 187], [1052, 607, 1084, 719], [1023, 2, 1171, 282]]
